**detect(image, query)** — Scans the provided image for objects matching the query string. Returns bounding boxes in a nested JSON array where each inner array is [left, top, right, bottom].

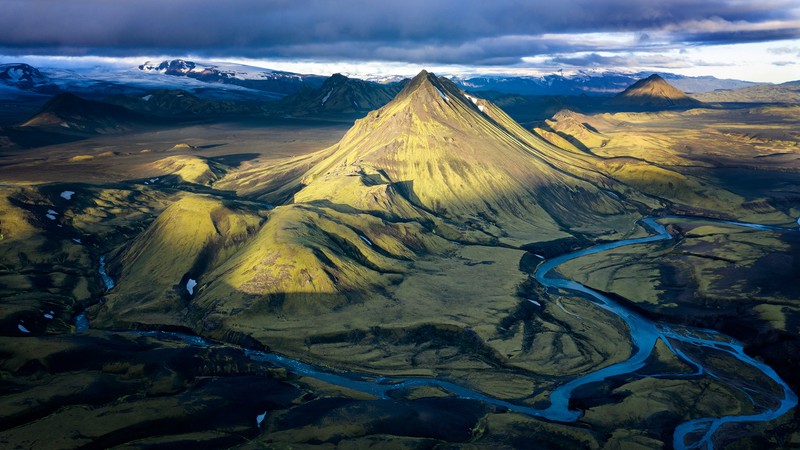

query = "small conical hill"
[[610, 74, 703, 108]]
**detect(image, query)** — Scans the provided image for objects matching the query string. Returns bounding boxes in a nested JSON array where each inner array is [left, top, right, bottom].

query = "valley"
[[0, 67, 799, 449]]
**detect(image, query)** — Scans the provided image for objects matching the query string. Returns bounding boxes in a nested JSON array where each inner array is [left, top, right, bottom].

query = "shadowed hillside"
[[277, 73, 403, 116], [21, 93, 149, 133]]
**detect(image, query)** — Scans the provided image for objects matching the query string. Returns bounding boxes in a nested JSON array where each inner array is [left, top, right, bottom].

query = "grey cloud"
[[0, 0, 798, 66], [547, 53, 694, 69], [767, 46, 800, 55], [677, 27, 800, 45]]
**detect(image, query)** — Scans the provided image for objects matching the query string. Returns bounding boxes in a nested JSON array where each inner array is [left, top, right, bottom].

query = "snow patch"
[[8, 68, 23, 82], [528, 299, 542, 306], [142, 94, 153, 101], [18, 323, 30, 334], [478, 105, 485, 112], [46, 214, 57, 220], [60, 122, 70, 128], [321, 89, 333, 105], [359, 235, 373, 246], [186, 278, 197, 295], [47, 209, 58, 215], [256, 411, 268, 427], [60, 190, 75, 200], [534, 254, 544, 259], [44, 313, 54, 319], [435, 87, 448, 102], [73, 238, 82, 244]]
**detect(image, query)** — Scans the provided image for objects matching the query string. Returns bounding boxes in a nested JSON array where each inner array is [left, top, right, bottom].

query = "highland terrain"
[[0, 62, 798, 449]]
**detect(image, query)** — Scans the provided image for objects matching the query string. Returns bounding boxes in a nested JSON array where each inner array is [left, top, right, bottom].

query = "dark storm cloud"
[[0, 0, 798, 65]]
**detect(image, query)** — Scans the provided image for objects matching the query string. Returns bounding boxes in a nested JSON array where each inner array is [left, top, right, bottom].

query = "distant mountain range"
[[695, 80, 800, 104], [0, 59, 798, 129], [0, 60, 768, 103], [451, 71, 755, 96], [137, 59, 326, 95]]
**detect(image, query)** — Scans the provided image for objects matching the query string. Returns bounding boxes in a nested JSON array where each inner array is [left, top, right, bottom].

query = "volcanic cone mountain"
[[610, 74, 703, 109], [280, 70, 647, 242], [95, 70, 656, 350]]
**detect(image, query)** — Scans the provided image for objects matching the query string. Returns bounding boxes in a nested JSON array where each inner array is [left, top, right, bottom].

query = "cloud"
[[547, 52, 694, 69], [0, 0, 798, 67], [768, 45, 800, 55]]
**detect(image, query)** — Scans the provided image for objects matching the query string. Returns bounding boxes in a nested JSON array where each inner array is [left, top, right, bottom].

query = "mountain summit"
[[611, 74, 702, 108], [264, 70, 644, 243]]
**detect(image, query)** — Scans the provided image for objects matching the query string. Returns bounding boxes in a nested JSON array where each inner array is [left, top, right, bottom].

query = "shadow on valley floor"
[[0, 331, 508, 448], [207, 152, 260, 167]]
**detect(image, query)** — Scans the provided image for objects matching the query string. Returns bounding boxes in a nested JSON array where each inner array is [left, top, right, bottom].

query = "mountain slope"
[[0, 64, 50, 90], [21, 93, 148, 133], [290, 70, 645, 243], [107, 89, 259, 117], [277, 73, 403, 116], [609, 74, 703, 109], [96, 70, 660, 356], [694, 80, 800, 104]]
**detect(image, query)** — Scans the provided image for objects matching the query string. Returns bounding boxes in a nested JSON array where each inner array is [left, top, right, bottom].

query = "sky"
[[0, 0, 798, 82]]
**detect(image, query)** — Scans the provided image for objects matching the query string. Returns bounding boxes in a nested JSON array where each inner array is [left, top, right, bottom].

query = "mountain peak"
[[0, 63, 49, 89], [644, 74, 666, 82], [291, 68, 633, 246], [395, 70, 457, 104], [611, 74, 702, 108]]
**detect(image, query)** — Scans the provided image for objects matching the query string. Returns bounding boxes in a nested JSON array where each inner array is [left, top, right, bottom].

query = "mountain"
[[609, 74, 703, 109], [694, 80, 800, 104], [453, 71, 754, 96], [21, 93, 148, 133], [276, 73, 403, 116], [0, 64, 48, 90], [221, 70, 658, 246], [95, 70, 654, 344], [138, 59, 326, 95], [287, 71, 642, 239], [107, 89, 260, 117]]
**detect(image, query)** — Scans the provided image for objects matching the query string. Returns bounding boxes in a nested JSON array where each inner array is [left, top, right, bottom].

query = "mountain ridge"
[[277, 73, 403, 116]]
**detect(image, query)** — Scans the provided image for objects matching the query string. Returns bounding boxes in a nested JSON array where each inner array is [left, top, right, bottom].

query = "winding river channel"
[[88, 216, 798, 449]]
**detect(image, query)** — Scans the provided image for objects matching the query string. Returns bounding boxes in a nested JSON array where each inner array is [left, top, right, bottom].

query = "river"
[[85, 216, 798, 449]]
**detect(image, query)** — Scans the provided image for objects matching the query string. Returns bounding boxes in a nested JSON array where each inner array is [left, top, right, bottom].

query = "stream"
[[85, 216, 798, 449]]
